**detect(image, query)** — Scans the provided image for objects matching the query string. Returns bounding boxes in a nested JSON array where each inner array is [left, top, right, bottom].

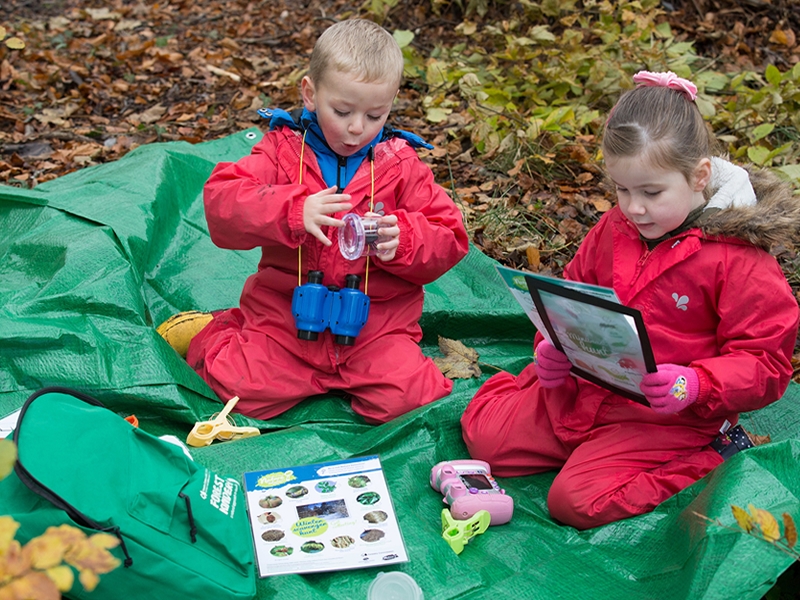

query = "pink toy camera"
[[430, 459, 514, 526]]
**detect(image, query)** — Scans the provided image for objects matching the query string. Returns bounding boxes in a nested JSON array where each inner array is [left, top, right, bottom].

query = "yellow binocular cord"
[[364, 158, 375, 296], [297, 131, 307, 288]]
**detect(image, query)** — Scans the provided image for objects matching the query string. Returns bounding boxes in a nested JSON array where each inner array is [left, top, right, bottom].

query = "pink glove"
[[639, 364, 700, 414], [533, 340, 573, 388]]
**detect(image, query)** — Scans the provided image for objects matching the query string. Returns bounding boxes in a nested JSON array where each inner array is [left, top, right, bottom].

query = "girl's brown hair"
[[602, 85, 718, 184]]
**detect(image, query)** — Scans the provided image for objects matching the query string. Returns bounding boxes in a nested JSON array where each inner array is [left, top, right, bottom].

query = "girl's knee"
[[547, 474, 612, 530]]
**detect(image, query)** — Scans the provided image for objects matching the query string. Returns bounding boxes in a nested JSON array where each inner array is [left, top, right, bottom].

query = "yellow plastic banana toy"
[[186, 396, 260, 447]]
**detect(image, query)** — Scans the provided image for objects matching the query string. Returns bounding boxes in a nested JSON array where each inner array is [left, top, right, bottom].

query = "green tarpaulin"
[[2, 131, 798, 599]]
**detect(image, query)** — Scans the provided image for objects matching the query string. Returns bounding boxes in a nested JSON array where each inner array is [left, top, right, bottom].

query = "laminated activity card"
[[496, 265, 657, 404], [243, 455, 408, 576]]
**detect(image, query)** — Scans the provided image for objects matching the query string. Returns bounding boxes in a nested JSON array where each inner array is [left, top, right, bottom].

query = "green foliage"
[[371, 1, 800, 188], [713, 63, 800, 175]]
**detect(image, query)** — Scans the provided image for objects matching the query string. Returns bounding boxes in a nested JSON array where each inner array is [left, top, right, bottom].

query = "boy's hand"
[[639, 364, 699, 414], [303, 186, 352, 246], [533, 340, 572, 388], [366, 212, 400, 261]]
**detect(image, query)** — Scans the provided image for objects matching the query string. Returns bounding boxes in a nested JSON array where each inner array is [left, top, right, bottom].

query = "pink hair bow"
[[632, 70, 697, 102]]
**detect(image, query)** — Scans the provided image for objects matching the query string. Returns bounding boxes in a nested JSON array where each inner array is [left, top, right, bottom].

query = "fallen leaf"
[[731, 504, 754, 533], [742, 427, 770, 446], [589, 195, 612, 212], [0, 439, 16, 480], [526, 246, 540, 270], [783, 513, 797, 548], [433, 336, 482, 379], [749, 504, 780, 542], [5, 37, 25, 50]]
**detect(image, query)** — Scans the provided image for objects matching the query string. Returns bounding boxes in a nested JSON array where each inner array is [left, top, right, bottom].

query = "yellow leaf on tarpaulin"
[[731, 504, 753, 533], [743, 427, 769, 446], [783, 513, 797, 548], [0, 439, 16, 480], [749, 504, 780, 542], [433, 336, 481, 379]]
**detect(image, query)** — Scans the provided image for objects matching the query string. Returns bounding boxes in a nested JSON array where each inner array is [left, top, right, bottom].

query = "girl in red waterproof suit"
[[185, 20, 469, 424], [461, 71, 800, 530]]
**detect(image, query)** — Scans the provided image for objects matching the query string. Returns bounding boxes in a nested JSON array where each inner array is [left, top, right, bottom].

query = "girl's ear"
[[693, 157, 713, 192], [301, 76, 316, 112]]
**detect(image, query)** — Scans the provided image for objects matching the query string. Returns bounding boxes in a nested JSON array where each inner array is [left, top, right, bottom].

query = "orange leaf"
[[589, 196, 612, 212], [526, 246, 541, 270], [783, 513, 797, 548], [742, 427, 770, 446], [768, 29, 790, 46]]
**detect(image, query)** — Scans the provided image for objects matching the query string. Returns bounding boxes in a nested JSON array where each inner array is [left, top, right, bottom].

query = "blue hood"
[[257, 107, 433, 191]]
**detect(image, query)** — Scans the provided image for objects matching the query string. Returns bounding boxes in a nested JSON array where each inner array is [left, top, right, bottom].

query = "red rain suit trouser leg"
[[187, 309, 452, 424], [461, 363, 723, 530]]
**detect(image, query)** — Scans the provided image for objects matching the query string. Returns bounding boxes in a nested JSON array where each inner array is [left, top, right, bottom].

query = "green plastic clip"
[[441, 508, 491, 554]]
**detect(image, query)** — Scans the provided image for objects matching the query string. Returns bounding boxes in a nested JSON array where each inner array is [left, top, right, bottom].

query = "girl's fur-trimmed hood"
[[701, 167, 800, 251]]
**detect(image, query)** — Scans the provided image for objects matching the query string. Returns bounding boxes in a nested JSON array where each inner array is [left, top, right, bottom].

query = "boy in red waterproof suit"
[[183, 20, 469, 423], [461, 71, 800, 530]]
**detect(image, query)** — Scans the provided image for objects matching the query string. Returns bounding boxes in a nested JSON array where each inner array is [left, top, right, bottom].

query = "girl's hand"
[[303, 186, 352, 246], [639, 364, 700, 414], [533, 340, 573, 388], [366, 212, 399, 261]]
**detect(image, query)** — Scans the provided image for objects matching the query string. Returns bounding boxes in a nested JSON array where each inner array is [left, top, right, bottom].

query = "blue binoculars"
[[291, 271, 370, 346]]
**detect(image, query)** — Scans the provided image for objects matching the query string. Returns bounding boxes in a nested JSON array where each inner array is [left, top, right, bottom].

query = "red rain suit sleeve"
[[375, 153, 469, 286], [202, 133, 310, 251]]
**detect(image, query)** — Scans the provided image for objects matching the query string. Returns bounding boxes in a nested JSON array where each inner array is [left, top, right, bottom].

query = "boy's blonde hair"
[[308, 19, 404, 88], [602, 85, 717, 185]]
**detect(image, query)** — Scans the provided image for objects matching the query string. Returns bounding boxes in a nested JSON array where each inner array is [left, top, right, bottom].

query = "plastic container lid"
[[339, 213, 366, 260], [366, 572, 424, 600]]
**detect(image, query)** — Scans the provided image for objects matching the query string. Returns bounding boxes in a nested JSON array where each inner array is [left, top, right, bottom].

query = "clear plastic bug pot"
[[339, 213, 387, 260]]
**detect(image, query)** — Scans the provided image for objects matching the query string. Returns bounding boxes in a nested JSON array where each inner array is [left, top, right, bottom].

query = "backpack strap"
[[12, 386, 134, 566]]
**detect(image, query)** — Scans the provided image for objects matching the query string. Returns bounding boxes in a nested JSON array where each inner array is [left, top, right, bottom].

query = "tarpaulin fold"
[[1, 129, 798, 599]]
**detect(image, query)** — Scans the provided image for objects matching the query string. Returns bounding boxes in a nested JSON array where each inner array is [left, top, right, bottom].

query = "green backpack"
[[2, 387, 256, 600]]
